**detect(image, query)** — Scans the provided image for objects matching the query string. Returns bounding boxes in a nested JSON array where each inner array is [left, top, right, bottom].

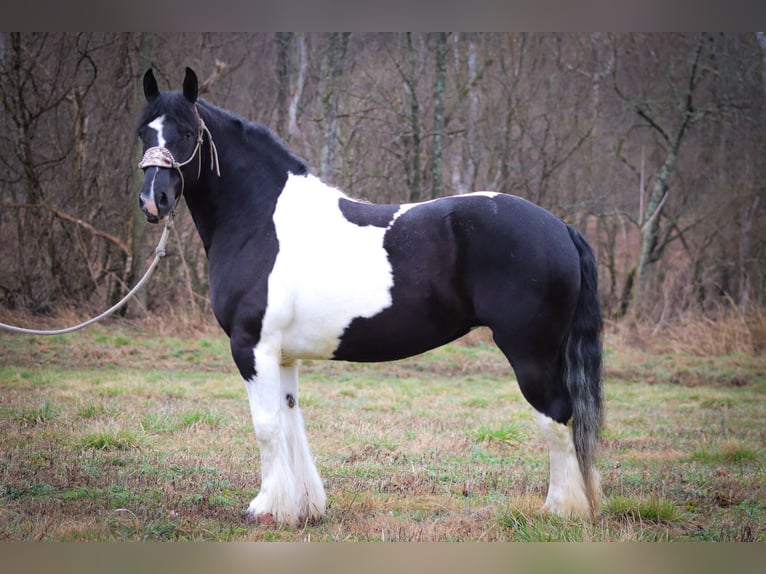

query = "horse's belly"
[[278, 296, 384, 361], [278, 294, 472, 363], [331, 321, 473, 363]]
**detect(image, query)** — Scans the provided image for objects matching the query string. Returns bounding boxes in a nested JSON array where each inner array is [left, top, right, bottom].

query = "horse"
[[136, 67, 603, 526]]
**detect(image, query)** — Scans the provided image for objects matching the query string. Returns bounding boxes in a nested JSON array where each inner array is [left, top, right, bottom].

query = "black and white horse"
[[137, 68, 603, 526]]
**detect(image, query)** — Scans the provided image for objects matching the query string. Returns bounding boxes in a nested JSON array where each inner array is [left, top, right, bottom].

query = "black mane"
[[196, 98, 308, 176]]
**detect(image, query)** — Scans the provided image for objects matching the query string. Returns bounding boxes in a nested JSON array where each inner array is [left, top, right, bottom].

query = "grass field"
[[0, 321, 764, 541]]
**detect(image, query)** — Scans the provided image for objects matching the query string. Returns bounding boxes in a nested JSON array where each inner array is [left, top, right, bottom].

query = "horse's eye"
[[184, 130, 195, 140]]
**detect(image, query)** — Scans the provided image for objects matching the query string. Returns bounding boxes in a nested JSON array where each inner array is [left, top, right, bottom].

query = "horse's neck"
[[185, 108, 306, 254], [183, 154, 283, 257]]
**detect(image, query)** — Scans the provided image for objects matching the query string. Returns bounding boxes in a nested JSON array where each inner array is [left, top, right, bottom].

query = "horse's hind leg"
[[495, 339, 592, 519], [535, 409, 592, 519]]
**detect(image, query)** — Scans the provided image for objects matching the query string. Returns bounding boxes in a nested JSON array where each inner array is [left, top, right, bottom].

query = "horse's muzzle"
[[139, 167, 177, 223]]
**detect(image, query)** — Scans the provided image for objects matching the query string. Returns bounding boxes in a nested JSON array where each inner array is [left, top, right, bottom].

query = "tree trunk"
[[319, 32, 350, 184], [287, 33, 307, 141], [274, 32, 293, 138], [738, 196, 760, 313], [623, 35, 708, 314], [430, 32, 448, 199], [125, 33, 152, 317], [404, 33, 422, 202], [633, 146, 674, 307]]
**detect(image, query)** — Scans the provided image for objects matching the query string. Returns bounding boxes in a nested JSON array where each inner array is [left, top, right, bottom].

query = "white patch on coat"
[[262, 173, 394, 362], [388, 191, 500, 228], [535, 411, 591, 519]]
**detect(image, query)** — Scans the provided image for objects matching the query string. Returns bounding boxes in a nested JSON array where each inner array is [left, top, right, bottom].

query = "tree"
[[2, 33, 765, 322], [430, 32, 448, 199], [612, 33, 755, 316], [0, 33, 102, 309], [319, 33, 350, 184]]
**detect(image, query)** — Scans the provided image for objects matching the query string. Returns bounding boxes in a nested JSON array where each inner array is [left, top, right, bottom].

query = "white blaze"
[[147, 115, 166, 148], [143, 115, 167, 216]]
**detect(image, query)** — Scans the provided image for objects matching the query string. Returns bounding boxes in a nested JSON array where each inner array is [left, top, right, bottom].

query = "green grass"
[[0, 325, 764, 541], [496, 508, 586, 541], [471, 421, 524, 445], [13, 400, 58, 426], [690, 443, 760, 465], [605, 495, 680, 522], [179, 410, 226, 428], [77, 426, 145, 451]]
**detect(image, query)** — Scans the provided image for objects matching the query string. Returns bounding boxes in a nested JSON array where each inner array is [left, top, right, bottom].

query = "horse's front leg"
[[241, 342, 326, 526], [278, 362, 327, 522]]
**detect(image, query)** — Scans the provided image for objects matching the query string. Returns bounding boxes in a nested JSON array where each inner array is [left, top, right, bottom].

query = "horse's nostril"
[[158, 191, 168, 208]]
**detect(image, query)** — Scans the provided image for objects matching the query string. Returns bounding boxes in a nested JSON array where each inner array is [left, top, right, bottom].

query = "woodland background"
[[1, 32, 764, 332]]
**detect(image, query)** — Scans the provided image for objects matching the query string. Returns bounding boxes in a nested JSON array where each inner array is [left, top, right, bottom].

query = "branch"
[[641, 190, 669, 233], [198, 59, 229, 95], [2, 202, 129, 255], [671, 37, 708, 152], [635, 105, 670, 144], [652, 212, 707, 263]]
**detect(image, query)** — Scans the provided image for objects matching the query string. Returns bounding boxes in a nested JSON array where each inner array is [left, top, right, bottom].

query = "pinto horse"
[[136, 68, 603, 526]]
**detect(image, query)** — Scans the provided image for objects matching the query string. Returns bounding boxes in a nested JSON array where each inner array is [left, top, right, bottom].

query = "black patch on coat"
[[338, 198, 399, 228]]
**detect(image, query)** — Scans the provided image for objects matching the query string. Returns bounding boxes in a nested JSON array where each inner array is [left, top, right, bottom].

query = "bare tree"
[[125, 33, 153, 317], [288, 33, 308, 141], [319, 33, 350, 184], [614, 34, 733, 314], [2, 33, 765, 322], [401, 33, 424, 202], [430, 32, 448, 199], [0, 33, 103, 309], [274, 32, 293, 138]]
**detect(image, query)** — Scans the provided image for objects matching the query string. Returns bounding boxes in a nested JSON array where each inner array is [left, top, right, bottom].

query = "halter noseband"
[[138, 105, 221, 198]]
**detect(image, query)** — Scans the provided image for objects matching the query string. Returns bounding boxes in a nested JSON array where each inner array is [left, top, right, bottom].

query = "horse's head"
[[137, 67, 205, 223]]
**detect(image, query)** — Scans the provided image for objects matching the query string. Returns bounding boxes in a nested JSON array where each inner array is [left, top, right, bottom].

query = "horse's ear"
[[143, 69, 159, 102], [183, 67, 198, 103]]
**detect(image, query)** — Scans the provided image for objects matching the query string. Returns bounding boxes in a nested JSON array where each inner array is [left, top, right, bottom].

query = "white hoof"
[[543, 488, 591, 520], [245, 492, 299, 527], [244, 486, 327, 527]]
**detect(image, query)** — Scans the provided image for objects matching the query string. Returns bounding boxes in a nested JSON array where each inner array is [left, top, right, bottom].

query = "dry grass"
[[1, 316, 764, 541], [612, 306, 766, 356]]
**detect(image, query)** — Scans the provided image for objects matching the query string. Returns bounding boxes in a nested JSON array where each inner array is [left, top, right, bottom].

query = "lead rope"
[[0, 217, 173, 335], [1, 106, 220, 337]]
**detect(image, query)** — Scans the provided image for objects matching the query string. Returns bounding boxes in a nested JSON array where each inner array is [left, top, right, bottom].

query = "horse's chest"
[[262, 175, 394, 360]]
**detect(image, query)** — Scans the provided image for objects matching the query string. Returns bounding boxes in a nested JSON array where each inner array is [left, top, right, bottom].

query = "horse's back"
[[390, 192, 580, 298]]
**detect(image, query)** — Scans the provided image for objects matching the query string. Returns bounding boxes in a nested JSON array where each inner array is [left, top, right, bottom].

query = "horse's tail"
[[564, 224, 603, 518]]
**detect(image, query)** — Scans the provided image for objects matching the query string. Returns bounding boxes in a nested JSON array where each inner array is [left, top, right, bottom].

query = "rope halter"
[[138, 105, 221, 199]]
